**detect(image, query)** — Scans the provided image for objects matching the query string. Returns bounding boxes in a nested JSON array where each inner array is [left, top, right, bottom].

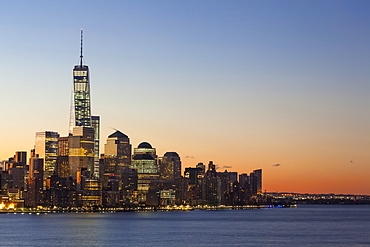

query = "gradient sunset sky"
[[1, 1, 369, 195]]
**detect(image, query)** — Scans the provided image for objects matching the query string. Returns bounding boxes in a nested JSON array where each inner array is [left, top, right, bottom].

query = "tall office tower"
[[101, 130, 131, 189], [91, 116, 100, 177], [14, 151, 27, 166], [69, 127, 95, 179], [0, 171, 13, 193], [70, 30, 100, 177], [196, 162, 205, 175], [35, 131, 59, 187], [228, 172, 238, 184], [10, 151, 27, 189], [27, 155, 44, 207], [8, 164, 25, 189], [202, 161, 221, 205], [56, 136, 69, 177], [239, 173, 250, 189], [252, 169, 262, 195], [238, 173, 251, 203], [184, 166, 203, 205], [71, 30, 91, 128], [104, 130, 131, 166], [159, 152, 181, 181], [121, 167, 138, 205], [131, 142, 159, 204], [217, 170, 232, 204], [131, 142, 158, 175], [184, 167, 203, 184]]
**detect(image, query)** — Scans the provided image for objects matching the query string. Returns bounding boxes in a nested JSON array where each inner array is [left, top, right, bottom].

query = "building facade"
[[35, 131, 59, 187], [159, 152, 181, 181]]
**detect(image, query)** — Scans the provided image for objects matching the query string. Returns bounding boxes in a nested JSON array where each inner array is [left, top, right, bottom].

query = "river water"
[[1, 204, 369, 246]]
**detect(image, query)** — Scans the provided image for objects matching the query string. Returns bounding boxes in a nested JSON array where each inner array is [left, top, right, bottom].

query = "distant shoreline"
[[0, 204, 296, 214]]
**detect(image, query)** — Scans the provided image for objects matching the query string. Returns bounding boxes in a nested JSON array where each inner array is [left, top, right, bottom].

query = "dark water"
[[1, 205, 370, 246]]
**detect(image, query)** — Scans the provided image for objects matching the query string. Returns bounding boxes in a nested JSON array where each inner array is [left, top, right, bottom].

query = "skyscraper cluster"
[[0, 32, 262, 209]]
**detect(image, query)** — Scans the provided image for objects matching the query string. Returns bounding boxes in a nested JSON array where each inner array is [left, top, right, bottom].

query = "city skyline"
[[1, 1, 369, 195]]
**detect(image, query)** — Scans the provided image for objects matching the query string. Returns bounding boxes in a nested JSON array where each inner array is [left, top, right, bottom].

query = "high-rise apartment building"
[[252, 169, 262, 195]]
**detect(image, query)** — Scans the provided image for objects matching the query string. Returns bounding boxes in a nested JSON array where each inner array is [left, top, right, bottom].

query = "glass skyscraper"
[[73, 64, 91, 127], [91, 115, 100, 177], [35, 131, 59, 187], [131, 142, 159, 204], [70, 30, 100, 177]]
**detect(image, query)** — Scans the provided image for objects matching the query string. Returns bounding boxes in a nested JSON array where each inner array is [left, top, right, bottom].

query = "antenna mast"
[[80, 29, 83, 67]]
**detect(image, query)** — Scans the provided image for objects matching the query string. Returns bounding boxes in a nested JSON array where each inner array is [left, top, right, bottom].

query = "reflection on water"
[[1, 205, 370, 246]]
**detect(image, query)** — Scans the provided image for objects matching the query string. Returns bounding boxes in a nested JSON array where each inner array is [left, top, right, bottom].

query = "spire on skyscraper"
[[80, 29, 84, 68]]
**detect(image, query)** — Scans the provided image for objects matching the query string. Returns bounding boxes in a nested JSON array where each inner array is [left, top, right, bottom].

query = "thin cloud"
[[185, 156, 196, 159], [221, 165, 232, 169], [216, 165, 232, 170]]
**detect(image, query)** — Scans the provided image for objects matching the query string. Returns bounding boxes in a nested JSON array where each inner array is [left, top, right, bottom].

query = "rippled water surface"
[[1, 205, 370, 246]]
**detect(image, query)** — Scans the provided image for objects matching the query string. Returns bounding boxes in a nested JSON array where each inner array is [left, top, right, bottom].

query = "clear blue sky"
[[1, 1, 370, 194]]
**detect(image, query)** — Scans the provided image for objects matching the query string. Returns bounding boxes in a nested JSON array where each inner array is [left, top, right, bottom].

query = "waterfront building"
[[184, 165, 205, 205], [27, 155, 44, 207], [239, 173, 249, 188], [121, 168, 138, 206], [8, 164, 25, 189], [49, 175, 76, 207], [79, 177, 101, 206], [252, 169, 262, 195], [0, 171, 13, 194], [2, 151, 28, 190], [102, 175, 120, 207], [202, 161, 221, 205], [14, 151, 28, 188], [238, 173, 251, 202], [217, 171, 232, 204]]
